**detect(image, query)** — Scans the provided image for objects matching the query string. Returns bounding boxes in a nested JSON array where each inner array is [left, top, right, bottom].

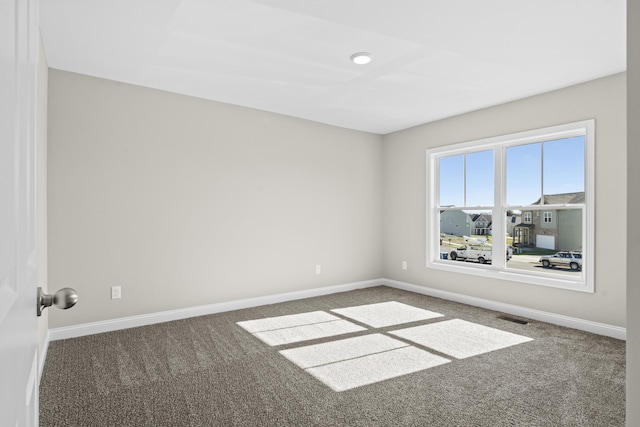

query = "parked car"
[[539, 251, 582, 271], [449, 245, 513, 264], [450, 245, 492, 264]]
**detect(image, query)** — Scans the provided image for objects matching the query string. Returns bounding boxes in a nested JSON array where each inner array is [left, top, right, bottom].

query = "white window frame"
[[426, 120, 595, 293], [543, 211, 553, 223], [524, 212, 532, 223]]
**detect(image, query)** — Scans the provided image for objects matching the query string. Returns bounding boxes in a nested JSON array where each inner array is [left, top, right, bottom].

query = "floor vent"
[[497, 315, 529, 325]]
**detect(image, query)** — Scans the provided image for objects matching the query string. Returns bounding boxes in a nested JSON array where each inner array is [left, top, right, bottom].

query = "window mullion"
[[463, 154, 467, 207], [540, 142, 545, 205], [492, 147, 505, 269]]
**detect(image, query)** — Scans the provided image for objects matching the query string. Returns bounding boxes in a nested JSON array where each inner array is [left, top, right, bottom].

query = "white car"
[[539, 251, 582, 271], [450, 245, 492, 264], [449, 245, 513, 264]]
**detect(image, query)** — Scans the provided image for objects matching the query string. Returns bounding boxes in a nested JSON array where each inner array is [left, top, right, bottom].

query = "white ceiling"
[[39, 0, 626, 135]]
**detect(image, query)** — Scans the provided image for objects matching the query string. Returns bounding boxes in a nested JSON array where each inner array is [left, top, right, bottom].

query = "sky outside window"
[[439, 136, 585, 208], [543, 136, 585, 196], [506, 143, 542, 206], [505, 136, 585, 206], [439, 151, 493, 207], [439, 155, 464, 206], [465, 150, 493, 206]]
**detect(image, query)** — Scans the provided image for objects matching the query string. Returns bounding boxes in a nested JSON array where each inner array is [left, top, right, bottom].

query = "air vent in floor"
[[497, 314, 529, 325]]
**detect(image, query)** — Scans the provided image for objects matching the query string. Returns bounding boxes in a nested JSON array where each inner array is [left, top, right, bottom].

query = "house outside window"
[[427, 120, 594, 292]]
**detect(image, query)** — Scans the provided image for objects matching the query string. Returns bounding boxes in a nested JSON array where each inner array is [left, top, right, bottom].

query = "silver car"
[[539, 251, 582, 271]]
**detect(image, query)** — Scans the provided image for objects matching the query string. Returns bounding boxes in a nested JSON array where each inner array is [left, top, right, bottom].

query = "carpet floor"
[[40, 286, 625, 426]]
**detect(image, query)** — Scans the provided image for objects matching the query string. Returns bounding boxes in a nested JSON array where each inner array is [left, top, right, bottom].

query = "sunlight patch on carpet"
[[237, 311, 366, 346], [331, 301, 444, 328], [238, 304, 532, 391], [253, 320, 366, 346], [280, 333, 408, 368], [307, 347, 450, 392], [281, 333, 450, 392], [237, 311, 340, 333], [390, 319, 533, 359]]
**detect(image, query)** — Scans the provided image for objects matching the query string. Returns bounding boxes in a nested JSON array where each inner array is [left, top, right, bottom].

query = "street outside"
[[440, 246, 581, 276], [507, 254, 580, 274]]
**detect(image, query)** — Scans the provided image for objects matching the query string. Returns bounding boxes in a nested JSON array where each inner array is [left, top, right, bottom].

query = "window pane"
[[506, 143, 541, 206], [507, 208, 583, 277], [440, 209, 493, 265], [465, 150, 494, 206], [439, 155, 464, 207], [543, 136, 585, 199]]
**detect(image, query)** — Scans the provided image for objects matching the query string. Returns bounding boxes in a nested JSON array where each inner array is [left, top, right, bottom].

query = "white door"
[[0, 0, 40, 425], [536, 235, 555, 250]]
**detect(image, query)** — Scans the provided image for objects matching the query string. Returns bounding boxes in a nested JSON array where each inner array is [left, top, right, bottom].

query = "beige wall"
[[627, 0, 639, 423], [47, 70, 627, 330], [37, 35, 48, 363], [382, 73, 626, 327], [47, 70, 383, 328]]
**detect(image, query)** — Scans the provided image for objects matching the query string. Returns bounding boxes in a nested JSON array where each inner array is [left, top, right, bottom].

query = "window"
[[427, 120, 594, 292]]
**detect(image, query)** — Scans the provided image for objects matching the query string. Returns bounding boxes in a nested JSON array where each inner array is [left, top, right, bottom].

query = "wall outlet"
[[111, 286, 121, 299], [402, 261, 408, 270], [315, 265, 321, 275]]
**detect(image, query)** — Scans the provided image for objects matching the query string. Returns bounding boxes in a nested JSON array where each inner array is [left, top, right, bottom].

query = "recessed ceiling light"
[[351, 52, 372, 65]]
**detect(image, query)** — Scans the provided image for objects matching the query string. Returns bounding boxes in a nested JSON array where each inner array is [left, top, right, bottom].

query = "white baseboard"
[[48, 279, 383, 341], [47, 277, 626, 342], [382, 278, 626, 340]]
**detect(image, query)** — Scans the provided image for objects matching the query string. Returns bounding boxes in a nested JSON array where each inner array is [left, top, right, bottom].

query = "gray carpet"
[[40, 286, 625, 426]]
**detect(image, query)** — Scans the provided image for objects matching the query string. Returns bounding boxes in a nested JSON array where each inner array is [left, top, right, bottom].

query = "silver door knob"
[[37, 287, 78, 316]]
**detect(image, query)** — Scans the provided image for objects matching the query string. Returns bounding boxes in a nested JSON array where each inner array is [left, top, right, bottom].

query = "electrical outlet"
[[402, 261, 407, 270], [111, 286, 121, 299], [315, 265, 321, 275]]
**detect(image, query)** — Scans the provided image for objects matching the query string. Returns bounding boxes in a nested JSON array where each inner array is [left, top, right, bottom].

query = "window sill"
[[427, 260, 594, 293]]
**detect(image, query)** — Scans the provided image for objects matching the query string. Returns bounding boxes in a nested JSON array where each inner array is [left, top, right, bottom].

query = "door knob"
[[37, 287, 78, 316]]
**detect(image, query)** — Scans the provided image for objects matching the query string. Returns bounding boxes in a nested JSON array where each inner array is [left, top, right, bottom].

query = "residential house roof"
[[532, 192, 585, 205], [470, 213, 492, 222]]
